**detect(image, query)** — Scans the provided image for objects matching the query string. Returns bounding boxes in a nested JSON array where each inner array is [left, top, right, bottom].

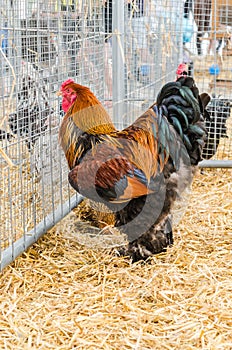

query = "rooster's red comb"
[[176, 63, 188, 75], [61, 79, 75, 90]]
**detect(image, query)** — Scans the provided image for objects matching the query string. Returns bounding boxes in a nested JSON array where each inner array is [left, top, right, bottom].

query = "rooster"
[[58, 77, 210, 262]]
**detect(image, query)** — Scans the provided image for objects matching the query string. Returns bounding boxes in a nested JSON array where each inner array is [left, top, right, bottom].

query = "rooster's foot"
[[118, 229, 173, 263]]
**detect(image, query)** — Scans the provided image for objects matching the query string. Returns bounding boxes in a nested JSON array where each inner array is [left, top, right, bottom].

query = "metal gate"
[[0, 0, 231, 271]]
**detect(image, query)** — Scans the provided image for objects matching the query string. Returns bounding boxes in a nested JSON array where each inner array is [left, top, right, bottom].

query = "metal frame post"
[[112, 0, 125, 129]]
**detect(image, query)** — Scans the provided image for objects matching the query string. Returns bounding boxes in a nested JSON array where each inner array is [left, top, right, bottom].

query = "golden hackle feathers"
[[59, 82, 116, 168], [71, 105, 116, 134], [63, 83, 116, 134]]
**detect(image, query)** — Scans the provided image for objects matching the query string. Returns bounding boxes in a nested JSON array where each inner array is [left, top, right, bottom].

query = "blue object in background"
[[1, 23, 8, 55], [183, 16, 194, 44], [139, 64, 150, 77], [209, 64, 220, 75]]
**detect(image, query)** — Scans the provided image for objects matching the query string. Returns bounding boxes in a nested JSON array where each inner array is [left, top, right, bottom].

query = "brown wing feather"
[[68, 140, 155, 203], [117, 177, 153, 201]]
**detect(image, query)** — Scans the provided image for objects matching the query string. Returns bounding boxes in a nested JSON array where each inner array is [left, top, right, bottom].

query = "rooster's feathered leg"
[[128, 214, 173, 262], [115, 177, 177, 262]]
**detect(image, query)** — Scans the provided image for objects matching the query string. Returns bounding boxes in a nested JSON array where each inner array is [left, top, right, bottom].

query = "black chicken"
[[8, 61, 53, 151], [203, 96, 231, 159]]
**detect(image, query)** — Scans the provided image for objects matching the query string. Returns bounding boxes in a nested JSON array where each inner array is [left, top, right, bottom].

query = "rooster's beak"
[[56, 90, 62, 96]]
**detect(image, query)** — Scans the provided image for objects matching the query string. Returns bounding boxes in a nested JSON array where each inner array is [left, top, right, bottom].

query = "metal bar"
[[0, 193, 83, 272], [112, 0, 125, 129], [199, 160, 232, 168]]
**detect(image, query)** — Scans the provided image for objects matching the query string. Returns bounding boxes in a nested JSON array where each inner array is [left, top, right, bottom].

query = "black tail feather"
[[157, 77, 210, 165]]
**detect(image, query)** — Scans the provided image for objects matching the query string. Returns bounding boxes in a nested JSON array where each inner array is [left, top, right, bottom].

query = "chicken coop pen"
[[0, 0, 232, 271]]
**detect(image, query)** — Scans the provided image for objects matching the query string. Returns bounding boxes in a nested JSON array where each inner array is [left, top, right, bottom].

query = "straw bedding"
[[0, 167, 231, 350]]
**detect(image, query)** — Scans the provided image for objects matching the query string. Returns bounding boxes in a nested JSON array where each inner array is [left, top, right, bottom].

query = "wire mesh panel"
[[0, 0, 105, 270], [123, 0, 183, 123], [105, 0, 184, 127], [0, 0, 231, 270], [183, 0, 232, 164]]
